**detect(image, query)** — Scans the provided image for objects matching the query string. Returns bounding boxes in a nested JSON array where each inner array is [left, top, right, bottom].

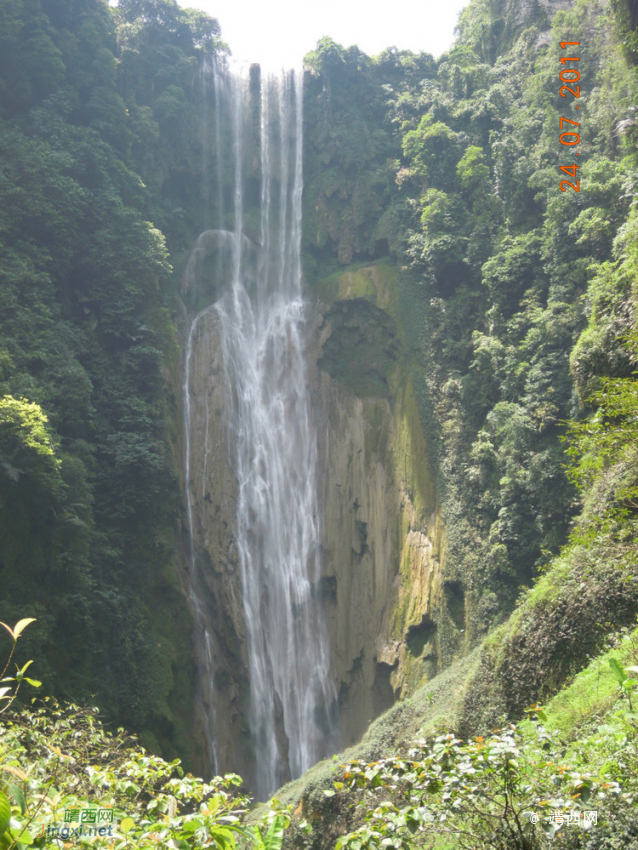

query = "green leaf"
[[261, 815, 286, 850], [120, 817, 135, 834], [23, 679, 41, 688], [182, 819, 204, 832], [5, 783, 26, 815], [0, 791, 10, 836], [609, 657, 627, 685]]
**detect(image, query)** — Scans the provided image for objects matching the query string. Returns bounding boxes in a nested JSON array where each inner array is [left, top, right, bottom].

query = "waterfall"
[[183, 66, 336, 800], [183, 302, 219, 775]]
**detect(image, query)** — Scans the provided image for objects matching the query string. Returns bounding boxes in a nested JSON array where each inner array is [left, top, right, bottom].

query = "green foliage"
[[402, 116, 460, 187], [608, 656, 638, 710], [303, 39, 431, 266], [0, 697, 275, 850], [0, 398, 61, 495], [2, 0, 638, 820], [330, 712, 633, 850], [305, 0, 638, 644], [0, 0, 225, 760], [0, 618, 40, 715], [302, 26, 638, 836], [252, 811, 290, 850], [567, 367, 638, 500]]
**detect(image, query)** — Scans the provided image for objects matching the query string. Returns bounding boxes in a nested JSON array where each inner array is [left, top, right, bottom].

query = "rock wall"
[[180, 260, 455, 777], [310, 263, 449, 748], [178, 308, 253, 782]]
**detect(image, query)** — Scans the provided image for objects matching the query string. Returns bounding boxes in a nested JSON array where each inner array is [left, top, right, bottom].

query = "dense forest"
[[0, 0, 225, 758], [2, 0, 638, 847]]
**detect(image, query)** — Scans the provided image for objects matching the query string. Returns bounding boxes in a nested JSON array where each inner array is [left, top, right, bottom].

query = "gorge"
[[2, 0, 638, 845], [178, 61, 451, 796]]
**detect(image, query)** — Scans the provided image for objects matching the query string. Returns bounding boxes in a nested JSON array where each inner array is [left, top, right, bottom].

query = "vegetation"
[[0, 619, 293, 850], [329, 679, 638, 850], [2, 0, 638, 846], [0, 0, 230, 762], [302, 0, 638, 660]]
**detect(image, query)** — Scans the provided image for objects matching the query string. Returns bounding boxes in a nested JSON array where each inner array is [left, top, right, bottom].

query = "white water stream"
[[183, 67, 335, 799]]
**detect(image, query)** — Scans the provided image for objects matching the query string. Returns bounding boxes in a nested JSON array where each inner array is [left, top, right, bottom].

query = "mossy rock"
[[319, 298, 401, 398]]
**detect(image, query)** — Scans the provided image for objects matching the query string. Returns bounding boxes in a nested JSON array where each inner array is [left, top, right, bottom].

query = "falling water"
[[183, 303, 219, 775], [183, 66, 336, 800]]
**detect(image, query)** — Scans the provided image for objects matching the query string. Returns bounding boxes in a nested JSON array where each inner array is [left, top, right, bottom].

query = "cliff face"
[[181, 257, 457, 776], [310, 263, 454, 747], [178, 308, 251, 781]]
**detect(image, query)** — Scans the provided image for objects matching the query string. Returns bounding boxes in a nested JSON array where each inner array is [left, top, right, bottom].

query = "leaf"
[[0, 689, 12, 701], [609, 657, 627, 685], [12, 619, 36, 639], [261, 815, 286, 850], [0, 791, 10, 836], [5, 783, 26, 815], [210, 826, 235, 850], [227, 824, 253, 842], [0, 624, 14, 641], [182, 820, 204, 833], [23, 679, 41, 688], [120, 818, 135, 834]]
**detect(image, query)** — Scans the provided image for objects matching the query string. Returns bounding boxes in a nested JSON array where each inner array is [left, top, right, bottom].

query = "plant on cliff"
[[565, 337, 638, 550]]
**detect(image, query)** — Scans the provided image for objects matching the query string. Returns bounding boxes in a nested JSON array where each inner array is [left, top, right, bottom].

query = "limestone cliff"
[[309, 262, 454, 748], [178, 306, 253, 782], [180, 258, 463, 778]]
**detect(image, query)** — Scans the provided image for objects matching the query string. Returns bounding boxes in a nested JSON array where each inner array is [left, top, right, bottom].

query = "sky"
[[178, 0, 472, 71]]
